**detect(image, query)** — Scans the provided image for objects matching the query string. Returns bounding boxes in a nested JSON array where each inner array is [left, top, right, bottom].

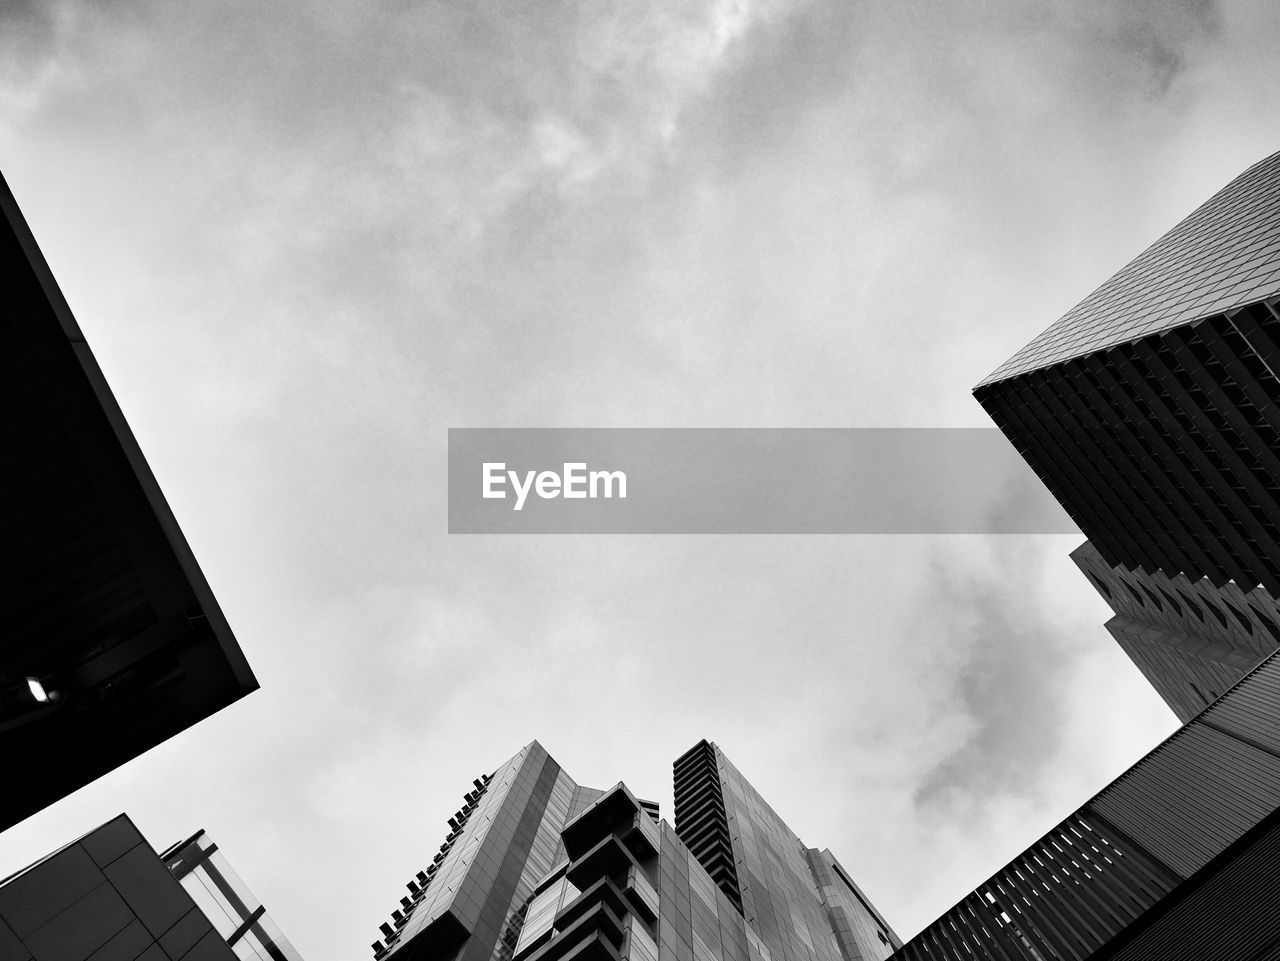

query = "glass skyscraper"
[[370, 741, 898, 961]]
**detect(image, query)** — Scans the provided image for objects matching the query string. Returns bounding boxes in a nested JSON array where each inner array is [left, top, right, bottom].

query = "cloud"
[[0, 0, 1272, 957], [911, 538, 1089, 816]]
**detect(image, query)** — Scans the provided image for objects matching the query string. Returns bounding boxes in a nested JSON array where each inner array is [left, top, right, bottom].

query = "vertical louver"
[[673, 740, 742, 912]]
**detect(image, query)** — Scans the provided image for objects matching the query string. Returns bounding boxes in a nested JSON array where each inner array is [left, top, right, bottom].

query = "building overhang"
[[0, 171, 258, 830]]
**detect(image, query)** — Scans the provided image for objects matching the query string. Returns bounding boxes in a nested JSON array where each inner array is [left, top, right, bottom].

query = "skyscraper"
[[973, 149, 1280, 711], [673, 741, 897, 961], [370, 741, 898, 961], [974, 149, 1280, 598]]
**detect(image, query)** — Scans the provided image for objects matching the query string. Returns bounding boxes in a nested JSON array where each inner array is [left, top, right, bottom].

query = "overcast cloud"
[[1, 0, 1277, 956]]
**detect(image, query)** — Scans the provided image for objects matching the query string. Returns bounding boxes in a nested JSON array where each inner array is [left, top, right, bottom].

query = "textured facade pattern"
[[1096, 807, 1280, 961], [1106, 624, 1253, 721], [1073, 540, 1280, 720], [977, 297, 1280, 595], [982, 149, 1280, 385], [892, 649, 1280, 961], [673, 743, 741, 912]]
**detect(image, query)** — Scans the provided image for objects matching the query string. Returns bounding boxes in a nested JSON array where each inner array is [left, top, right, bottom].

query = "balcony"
[[523, 898, 626, 961], [562, 785, 659, 862], [566, 835, 645, 890]]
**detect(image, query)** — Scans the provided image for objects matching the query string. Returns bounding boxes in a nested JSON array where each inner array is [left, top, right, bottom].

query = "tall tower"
[[372, 741, 898, 961], [673, 740, 899, 961], [369, 741, 616, 961], [974, 149, 1280, 597], [973, 149, 1280, 710]]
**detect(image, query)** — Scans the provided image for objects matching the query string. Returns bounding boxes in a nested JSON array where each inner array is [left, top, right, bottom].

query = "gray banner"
[[448, 428, 1077, 534]]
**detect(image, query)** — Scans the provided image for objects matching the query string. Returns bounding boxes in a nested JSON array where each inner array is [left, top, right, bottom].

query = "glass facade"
[[162, 830, 304, 961], [373, 743, 898, 961], [373, 742, 624, 961], [981, 149, 1280, 386], [674, 742, 898, 961]]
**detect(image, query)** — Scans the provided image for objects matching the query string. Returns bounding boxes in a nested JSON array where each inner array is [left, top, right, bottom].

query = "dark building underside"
[[0, 172, 257, 830], [976, 297, 1280, 596]]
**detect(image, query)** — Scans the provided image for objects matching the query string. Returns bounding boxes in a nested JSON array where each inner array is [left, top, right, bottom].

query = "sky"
[[1, 0, 1278, 957]]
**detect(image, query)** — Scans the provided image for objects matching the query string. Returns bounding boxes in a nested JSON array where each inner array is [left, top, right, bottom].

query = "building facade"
[[673, 741, 896, 961], [371, 741, 897, 961], [0, 815, 300, 961], [890, 646, 1280, 961], [1072, 539, 1280, 720], [973, 150, 1280, 717], [973, 149, 1280, 598], [161, 829, 303, 961]]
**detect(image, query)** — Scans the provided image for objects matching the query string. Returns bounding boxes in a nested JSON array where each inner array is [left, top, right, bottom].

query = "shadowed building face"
[[975, 149, 1280, 598], [0, 172, 258, 831]]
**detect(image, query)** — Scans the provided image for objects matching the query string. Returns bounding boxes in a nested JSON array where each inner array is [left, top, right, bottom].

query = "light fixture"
[[26, 677, 49, 703]]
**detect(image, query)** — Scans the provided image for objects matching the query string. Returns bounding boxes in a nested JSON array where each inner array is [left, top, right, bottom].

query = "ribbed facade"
[[975, 152, 1280, 597], [892, 648, 1280, 961], [673, 741, 742, 912], [976, 298, 1280, 596], [1094, 807, 1280, 961], [1072, 540, 1280, 720]]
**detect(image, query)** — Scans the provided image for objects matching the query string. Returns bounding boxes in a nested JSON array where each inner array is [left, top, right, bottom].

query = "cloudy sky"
[[2, 0, 1278, 956]]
